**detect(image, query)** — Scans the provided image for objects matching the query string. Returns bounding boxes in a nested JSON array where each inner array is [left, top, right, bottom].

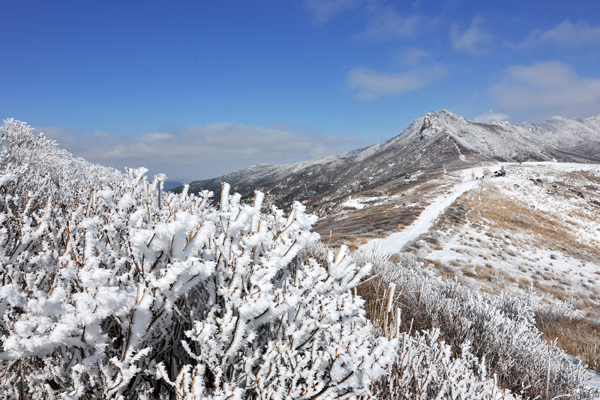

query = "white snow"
[[341, 195, 394, 209], [587, 371, 600, 399], [361, 178, 480, 254], [342, 198, 366, 209], [361, 162, 600, 311], [589, 373, 600, 388]]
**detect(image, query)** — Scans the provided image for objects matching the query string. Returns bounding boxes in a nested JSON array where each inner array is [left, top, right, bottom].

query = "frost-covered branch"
[[0, 120, 394, 399]]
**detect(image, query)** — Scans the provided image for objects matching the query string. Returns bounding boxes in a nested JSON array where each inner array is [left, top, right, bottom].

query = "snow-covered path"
[[361, 179, 479, 255]]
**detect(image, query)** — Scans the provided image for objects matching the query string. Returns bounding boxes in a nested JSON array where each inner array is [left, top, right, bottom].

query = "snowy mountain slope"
[[175, 110, 600, 213], [351, 162, 600, 317], [327, 161, 600, 380], [525, 115, 600, 160]]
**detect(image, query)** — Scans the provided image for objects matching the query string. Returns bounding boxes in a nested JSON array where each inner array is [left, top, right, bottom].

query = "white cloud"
[[490, 61, 600, 122], [474, 110, 510, 123], [354, 9, 431, 41], [93, 130, 110, 137], [33, 123, 362, 181], [306, 0, 435, 41], [450, 17, 491, 54], [542, 19, 600, 45], [305, 0, 364, 24], [398, 48, 431, 66], [347, 66, 446, 100], [506, 19, 600, 49]]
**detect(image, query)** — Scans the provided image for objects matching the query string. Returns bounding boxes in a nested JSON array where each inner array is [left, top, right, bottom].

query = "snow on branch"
[[0, 120, 394, 399]]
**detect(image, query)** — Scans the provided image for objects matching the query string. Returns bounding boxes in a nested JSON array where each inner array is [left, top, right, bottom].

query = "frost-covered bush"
[[308, 245, 523, 400], [357, 251, 599, 400], [372, 329, 518, 400], [0, 120, 394, 399], [0, 119, 123, 193]]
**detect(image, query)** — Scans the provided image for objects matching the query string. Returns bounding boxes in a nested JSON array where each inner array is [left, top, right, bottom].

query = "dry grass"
[[462, 184, 600, 266], [313, 203, 424, 250], [430, 262, 457, 280], [312, 177, 461, 250], [517, 277, 530, 288], [533, 281, 569, 302], [433, 202, 468, 230], [536, 311, 600, 372], [457, 262, 516, 286], [356, 272, 403, 338], [356, 263, 439, 337], [356, 265, 592, 399], [463, 268, 477, 279]]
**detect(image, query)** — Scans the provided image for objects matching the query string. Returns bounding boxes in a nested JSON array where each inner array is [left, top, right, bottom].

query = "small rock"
[[568, 188, 584, 198]]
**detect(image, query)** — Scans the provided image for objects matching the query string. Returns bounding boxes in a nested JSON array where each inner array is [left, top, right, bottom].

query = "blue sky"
[[2, 0, 600, 181]]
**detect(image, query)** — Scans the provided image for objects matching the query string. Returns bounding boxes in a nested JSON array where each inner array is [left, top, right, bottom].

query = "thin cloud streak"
[[304, 0, 365, 24], [305, 0, 435, 42], [474, 110, 510, 123], [506, 19, 600, 49], [398, 48, 432, 66], [450, 17, 491, 54], [354, 9, 434, 41], [490, 61, 600, 122], [347, 66, 447, 100], [33, 123, 363, 181]]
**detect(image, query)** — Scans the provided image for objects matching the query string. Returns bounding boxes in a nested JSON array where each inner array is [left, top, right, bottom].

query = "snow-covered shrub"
[[0, 118, 123, 193], [372, 329, 518, 400], [0, 120, 394, 399], [357, 251, 599, 400], [154, 196, 396, 400], [310, 243, 520, 399]]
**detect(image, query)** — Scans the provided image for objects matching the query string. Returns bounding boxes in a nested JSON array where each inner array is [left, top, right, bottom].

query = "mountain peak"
[[415, 109, 466, 140], [424, 109, 465, 122], [176, 110, 600, 214]]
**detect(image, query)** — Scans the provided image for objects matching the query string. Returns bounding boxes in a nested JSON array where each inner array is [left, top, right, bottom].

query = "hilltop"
[[173, 110, 600, 215]]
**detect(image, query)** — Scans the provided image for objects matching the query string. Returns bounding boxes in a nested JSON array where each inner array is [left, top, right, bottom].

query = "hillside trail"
[[360, 178, 480, 255]]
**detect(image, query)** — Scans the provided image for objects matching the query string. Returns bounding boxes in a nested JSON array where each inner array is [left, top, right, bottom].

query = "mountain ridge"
[[173, 110, 600, 213]]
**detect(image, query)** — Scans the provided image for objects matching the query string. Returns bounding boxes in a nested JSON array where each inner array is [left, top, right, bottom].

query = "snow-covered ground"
[[360, 179, 480, 254], [341, 195, 393, 209], [341, 197, 367, 209], [358, 163, 517, 255], [419, 162, 600, 302], [358, 162, 600, 395], [588, 371, 600, 400], [358, 161, 600, 314]]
